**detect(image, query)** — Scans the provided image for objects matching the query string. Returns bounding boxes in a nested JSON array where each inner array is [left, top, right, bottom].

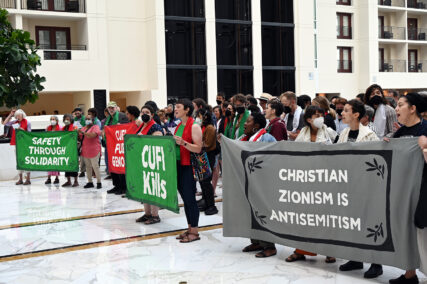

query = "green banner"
[[125, 135, 179, 213], [15, 130, 79, 172]]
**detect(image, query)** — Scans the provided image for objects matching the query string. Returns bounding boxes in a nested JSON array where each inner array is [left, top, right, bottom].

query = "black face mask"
[[225, 110, 232, 117], [336, 109, 343, 116], [141, 114, 151, 123], [216, 100, 222, 106], [283, 106, 292, 114], [235, 106, 245, 114], [330, 104, 336, 110], [369, 95, 383, 106]]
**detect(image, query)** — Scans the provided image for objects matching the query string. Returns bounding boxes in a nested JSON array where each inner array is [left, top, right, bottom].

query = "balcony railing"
[[408, 28, 427, 40], [378, 0, 405, 7], [408, 60, 427, 72], [407, 0, 427, 9], [378, 26, 406, 40], [337, 60, 352, 72], [0, 0, 16, 8], [38, 44, 86, 60], [21, 0, 85, 13], [379, 60, 406, 72], [337, 26, 352, 39]]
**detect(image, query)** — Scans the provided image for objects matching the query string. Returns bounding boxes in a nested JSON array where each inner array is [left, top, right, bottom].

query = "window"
[[26, 0, 85, 13], [337, 13, 352, 39], [337, 47, 352, 72], [260, 0, 295, 95], [336, 0, 351, 5], [217, 69, 253, 97], [216, 23, 252, 66], [35, 26, 71, 60], [215, 0, 251, 21], [164, 0, 207, 101]]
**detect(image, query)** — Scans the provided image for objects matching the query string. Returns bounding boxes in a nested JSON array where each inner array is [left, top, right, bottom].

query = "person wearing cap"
[[388, 93, 427, 284], [257, 93, 273, 114], [104, 101, 129, 195]]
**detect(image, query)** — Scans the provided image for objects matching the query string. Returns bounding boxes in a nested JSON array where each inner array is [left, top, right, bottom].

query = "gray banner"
[[222, 137, 423, 270]]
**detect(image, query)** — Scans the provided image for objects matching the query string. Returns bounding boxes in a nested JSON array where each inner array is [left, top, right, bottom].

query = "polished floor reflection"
[[0, 173, 425, 284]]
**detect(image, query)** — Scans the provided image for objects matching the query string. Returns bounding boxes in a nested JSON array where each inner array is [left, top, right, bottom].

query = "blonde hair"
[[312, 96, 336, 119], [279, 91, 296, 102]]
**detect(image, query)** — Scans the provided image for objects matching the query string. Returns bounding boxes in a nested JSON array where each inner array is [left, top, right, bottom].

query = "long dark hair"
[[196, 108, 213, 127]]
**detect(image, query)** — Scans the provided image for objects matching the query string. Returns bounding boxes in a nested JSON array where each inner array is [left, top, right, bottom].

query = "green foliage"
[[0, 8, 45, 108]]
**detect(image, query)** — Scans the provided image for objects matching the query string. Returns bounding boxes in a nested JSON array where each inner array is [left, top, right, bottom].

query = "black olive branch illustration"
[[255, 211, 267, 225], [366, 222, 384, 242], [248, 157, 263, 174], [126, 142, 135, 151], [365, 158, 385, 179]]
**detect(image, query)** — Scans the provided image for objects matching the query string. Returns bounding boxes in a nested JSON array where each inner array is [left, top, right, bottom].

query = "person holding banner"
[[79, 112, 102, 189], [135, 104, 164, 225], [125, 106, 142, 127], [337, 99, 383, 279], [3, 109, 32, 185], [240, 112, 278, 258], [388, 93, 427, 284], [45, 116, 61, 185], [62, 114, 79, 187], [286, 105, 337, 263], [173, 99, 203, 243], [104, 101, 129, 195]]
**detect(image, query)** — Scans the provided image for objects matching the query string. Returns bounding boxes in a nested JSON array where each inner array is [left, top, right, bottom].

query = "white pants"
[[418, 228, 427, 274]]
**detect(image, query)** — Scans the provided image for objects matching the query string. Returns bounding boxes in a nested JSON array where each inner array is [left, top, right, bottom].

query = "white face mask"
[[64, 120, 70, 126], [313, 117, 324, 129], [85, 119, 92, 125], [195, 118, 202, 125], [50, 120, 57, 126]]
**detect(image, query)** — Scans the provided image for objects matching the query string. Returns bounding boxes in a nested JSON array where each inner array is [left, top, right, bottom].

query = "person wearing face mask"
[[135, 105, 164, 225], [79, 113, 102, 189], [334, 97, 348, 135], [280, 91, 304, 141], [216, 92, 226, 106], [387, 93, 427, 284], [3, 108, 32, 185], [264, 99, 288, 141], [62, 114, 79, 187], [104, 101, 129, 195], [230, 94, 250, 140], [287, 106, 337, 264], [337, 100, 382, 279], [312, 96, 336, 131], [363, 84, 397, 139], [240, 112, 277, 258], [45, 115, 62, 185]]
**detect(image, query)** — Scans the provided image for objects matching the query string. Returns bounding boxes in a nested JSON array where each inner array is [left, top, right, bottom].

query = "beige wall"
[[20, 92, 90, 115]]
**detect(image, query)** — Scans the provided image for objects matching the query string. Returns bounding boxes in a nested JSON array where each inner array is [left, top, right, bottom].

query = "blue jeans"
[[177, 164, 199, 227]]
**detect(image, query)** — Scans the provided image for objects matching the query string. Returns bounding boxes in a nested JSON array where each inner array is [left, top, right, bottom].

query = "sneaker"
[[197, 199, 206, 210], [114, 188, 126, 195], [104, 175, 112, 180], [45, 179, 52, 184], [53, 178, 60, 184], [79, 172, 85, 177], [339, 261, 364, 271], [96, 183, 102, 189], [364, 264, 383, 279], [84, 182, 94, 189], [205, 206, 218, 215], [107, 187, 119, 194], [389, 275, 419, 284]]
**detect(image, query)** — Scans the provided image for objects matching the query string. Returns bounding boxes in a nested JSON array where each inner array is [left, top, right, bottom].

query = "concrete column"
[[205, 0, 218, 106], [251, 0, 263, 97]]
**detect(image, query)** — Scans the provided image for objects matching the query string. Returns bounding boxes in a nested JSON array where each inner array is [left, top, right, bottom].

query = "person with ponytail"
[[45, 115, 62, 185], [135, 104, 164, 225]]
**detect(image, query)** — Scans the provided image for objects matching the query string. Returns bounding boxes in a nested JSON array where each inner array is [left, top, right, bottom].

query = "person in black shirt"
[[389, 93, 427, 284]]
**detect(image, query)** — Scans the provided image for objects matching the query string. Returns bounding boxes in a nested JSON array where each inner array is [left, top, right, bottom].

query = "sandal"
[[144, 216, 161, 225], [45, 178, 52, 184], [255, 248, 277, 258], [176, 231, 189, 240], [72, 182, 79, 187], [136, 214, 151, 223], [325, 256, 336, 263], [62, 181, 71, 187], [23, 180, 31, 185], [16, 180, 23, 185], [53, 178, 60, 184], [242, 243, 263, 252], [285, 253, 306, 262], [180, 232, 200, 243]]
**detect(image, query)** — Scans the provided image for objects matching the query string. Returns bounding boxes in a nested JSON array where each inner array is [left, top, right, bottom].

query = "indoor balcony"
[[37, 44, 86, 60], [21, 0, 85, 13], [378, 26, 406, 40], [408, 27, 427, 40], [407, 0, 427, 9], [408, 60, 427, 72], [379, 59, 406, 72], [0, 0, 16, 8], [378, 0, 405, 8]]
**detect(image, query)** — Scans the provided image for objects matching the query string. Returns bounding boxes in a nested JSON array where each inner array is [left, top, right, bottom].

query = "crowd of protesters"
[[2, 84, 427, 283]]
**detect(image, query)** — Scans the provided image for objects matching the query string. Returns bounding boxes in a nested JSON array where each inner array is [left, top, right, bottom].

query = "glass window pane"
[[55, 31, 67, 50], [165, 20, 206, 65], [215, 0, 251, 21], [262, 26, 294, 66], [41, 0, 48, 10], [54, 0, 65, 11], [164, 0, 204, 17], [217, 69, 253, 96], [216, 23, 252, 65], [261, 0, 293, 23], [38, 30, 51, 48], [166, 69, 207, 101], [343, 49, 349, 60], [262, 70, 295, 96]]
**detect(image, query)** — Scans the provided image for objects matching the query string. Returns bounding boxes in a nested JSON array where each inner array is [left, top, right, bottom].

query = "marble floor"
[[0, 171, 425, 284]]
